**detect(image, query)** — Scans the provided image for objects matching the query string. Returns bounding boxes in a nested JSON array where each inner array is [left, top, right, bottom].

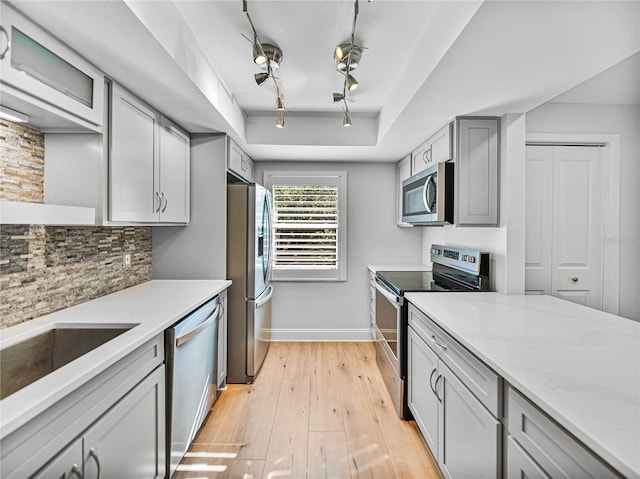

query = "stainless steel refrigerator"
[[227, 183, 273, 383]]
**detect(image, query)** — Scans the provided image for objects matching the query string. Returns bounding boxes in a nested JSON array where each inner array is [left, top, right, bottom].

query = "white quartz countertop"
[[404, 292, 640, 479], [0, 279, 231, 439], [367, 264, 430, 273]]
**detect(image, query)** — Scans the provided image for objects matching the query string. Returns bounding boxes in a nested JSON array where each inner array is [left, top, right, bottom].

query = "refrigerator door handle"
[[256, 285, 273, 308], [265, 194, 274, 283]]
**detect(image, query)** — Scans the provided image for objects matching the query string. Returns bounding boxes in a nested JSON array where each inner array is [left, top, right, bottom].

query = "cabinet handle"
[[426, 148, 432, 163], [161, 192, 168, 213], [89, 448, 101, 479], [0, 26, 9, 61], [241, 159, 248, 172], [431, 335, 447, 350], [434, 374, 443, 403], [422, 150, 429, 164], [429, 368, 437, 394], [70, 464, 83, 479], [155, 191, 161, 213]]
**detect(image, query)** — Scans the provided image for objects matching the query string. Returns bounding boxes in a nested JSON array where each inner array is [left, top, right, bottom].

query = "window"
[[264, 171, 347, 281]]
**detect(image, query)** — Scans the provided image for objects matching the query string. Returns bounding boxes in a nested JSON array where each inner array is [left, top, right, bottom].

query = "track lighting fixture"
[[346, 74, 358, 91], [255, 72, 269, 86], [244, 0, 286, 128], [343, 109, 352, 128], [332, 0, 365, 127]]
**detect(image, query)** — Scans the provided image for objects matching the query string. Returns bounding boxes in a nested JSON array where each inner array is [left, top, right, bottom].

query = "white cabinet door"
[[33, 440, 83, 479], [83, 366, 166, 479], [396, 154, 412, 226], [227, 138, 254, 182], [159, 116, 190, 223], [438, 362, 500, 479], [411, 139, 431, 175], [455, 118, 499, 226], [429, 124, 452, 165], [407, 326, 440, 454], [109, 83, 159, 222]]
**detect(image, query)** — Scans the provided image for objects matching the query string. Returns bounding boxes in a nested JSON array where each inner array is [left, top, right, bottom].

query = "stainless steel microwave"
[[401, 162, 454, 225]]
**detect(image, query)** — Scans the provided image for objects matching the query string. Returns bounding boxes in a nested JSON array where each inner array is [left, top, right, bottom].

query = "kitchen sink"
[[0, 324, 135, 400]]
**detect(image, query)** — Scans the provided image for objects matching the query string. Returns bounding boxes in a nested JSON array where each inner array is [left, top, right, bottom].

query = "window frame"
[[264, 171, 347, 282]]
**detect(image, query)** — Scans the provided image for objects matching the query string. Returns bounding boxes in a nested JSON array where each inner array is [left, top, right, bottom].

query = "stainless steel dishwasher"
[[165, 295, 221, 478]]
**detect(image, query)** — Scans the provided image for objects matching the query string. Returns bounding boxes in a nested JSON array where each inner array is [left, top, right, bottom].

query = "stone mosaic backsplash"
[[0, 120, 44, 202], [0, 121, 152, 329]]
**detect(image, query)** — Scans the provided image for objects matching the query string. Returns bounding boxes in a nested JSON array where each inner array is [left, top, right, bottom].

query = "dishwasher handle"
[[176, 304, 221, 347]]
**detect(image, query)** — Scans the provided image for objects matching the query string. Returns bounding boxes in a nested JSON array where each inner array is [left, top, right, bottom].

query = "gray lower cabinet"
[[506, 435, 550, 479], [34, 366, 165, 479], [33, 440, 83, 479], [439, 361, 500, 479], [83, 365, 165, 478], [407, 324, 500, 479], [506, 386, 620, 479], [1, 334, 165, 479]]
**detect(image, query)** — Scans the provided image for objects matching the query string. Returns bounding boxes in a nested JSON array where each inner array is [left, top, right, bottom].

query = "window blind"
[[272, 185, 339, 269]]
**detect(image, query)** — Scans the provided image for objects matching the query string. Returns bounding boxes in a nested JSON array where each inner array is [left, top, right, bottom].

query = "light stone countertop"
[[404, 292, 640, 479], [367, 264, 431, 274], [0, 279, 231, 439]]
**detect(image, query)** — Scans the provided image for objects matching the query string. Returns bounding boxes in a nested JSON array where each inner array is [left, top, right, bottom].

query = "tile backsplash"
[[0, 121, 152, 329]]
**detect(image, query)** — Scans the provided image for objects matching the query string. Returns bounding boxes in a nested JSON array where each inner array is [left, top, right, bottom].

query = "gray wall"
[[526, 103, 640, 321], [254, 161, 423, 340]]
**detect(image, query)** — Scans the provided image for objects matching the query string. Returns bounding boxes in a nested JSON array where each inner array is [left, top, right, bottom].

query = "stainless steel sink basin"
[[0, 325, 134, 400]]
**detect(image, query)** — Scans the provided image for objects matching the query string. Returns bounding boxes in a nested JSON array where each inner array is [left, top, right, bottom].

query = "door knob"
[[571, 277, 579, 283]]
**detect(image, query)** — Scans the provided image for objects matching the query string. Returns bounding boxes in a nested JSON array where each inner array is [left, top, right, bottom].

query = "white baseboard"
[[270, 328, 373, 342]]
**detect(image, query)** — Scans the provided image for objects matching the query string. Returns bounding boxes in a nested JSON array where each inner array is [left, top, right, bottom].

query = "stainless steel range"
[[374, 244, 489, 418]]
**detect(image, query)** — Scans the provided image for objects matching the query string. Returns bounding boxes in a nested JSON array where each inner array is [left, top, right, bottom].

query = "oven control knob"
[[462, 255, 468, 261], [431, 248, 440, 255], [468, 256, 476, 263]]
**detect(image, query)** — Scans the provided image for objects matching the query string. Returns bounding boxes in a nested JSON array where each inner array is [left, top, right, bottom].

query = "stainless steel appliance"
[[227, 183, 274, 384], [374, 244, 489, 418], [402, 162, 454, 225], [166, 295, 221, 478]]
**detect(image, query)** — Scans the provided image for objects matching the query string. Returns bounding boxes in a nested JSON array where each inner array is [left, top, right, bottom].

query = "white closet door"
[[551, 146, 603, 309], [525, 145, 554, 295], [525, 145, 604, 310]]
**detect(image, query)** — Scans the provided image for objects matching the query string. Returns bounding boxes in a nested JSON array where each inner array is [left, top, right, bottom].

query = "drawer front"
[[507, 386, 620, 479], [408, 303, 501, 416], [506, 435, 550, 479]]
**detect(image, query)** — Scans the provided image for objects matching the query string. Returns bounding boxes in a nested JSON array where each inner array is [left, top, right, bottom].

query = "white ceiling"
[[9, 0, 640, 162]]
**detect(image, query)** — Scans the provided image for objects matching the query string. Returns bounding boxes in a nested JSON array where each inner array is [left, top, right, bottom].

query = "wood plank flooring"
[[175, 342, 442, 479]]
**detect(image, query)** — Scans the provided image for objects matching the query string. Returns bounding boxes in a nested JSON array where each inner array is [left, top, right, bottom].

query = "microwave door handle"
[[423, 175, 434, 213]]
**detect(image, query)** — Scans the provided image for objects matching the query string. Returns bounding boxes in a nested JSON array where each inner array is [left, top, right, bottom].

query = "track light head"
[[275, 96, 285, 111], [343, 111, 352, 128], [332, 93, 345, 103], [335, 45, 363, 72], [253, 36, 267, 65], [255, 72, 269, 86], [346, 75, 358, 91], [276, 112, 285, 128], [255, 44, 283, 71]]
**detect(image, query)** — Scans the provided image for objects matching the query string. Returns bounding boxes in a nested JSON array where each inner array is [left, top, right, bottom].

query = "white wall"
[[526, 103, 640, 321], [420, 114, 527, 295], [254, 161, 423, 340]]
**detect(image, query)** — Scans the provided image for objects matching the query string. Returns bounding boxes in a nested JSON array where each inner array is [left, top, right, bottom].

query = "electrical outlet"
[[123, 253, 132, 268]]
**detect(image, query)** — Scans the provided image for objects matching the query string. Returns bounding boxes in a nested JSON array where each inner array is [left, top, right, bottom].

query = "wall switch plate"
[[123, 253, 132, 268]]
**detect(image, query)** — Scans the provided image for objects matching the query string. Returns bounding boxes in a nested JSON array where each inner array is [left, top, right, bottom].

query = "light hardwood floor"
[[175, 342, 443, 479]]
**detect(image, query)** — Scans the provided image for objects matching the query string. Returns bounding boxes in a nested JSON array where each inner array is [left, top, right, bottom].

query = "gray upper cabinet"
[[396, 154, 412, 227], [159, 116, 190, 223], [0, 3, 104, 131], [109, 82, 189, 224], [227, 138, 255, 183], [454, 117, 499, 226], [411, 123, 452, 175]]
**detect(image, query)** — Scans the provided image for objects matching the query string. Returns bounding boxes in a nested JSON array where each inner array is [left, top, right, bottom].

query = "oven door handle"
[[374, 278, 403, 306]]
